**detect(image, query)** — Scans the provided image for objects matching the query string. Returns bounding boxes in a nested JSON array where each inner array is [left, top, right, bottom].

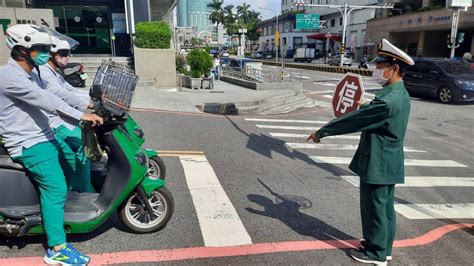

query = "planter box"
[[134, 46, 177, 87], [181, 76, 213, 89]]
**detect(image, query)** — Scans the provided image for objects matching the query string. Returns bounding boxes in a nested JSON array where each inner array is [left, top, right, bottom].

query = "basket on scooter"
[[92, 59, 139, 116]]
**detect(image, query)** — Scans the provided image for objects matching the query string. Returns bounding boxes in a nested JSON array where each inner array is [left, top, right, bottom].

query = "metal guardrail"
[[222, 66, 303, 83], [254, 60, 373, 76]]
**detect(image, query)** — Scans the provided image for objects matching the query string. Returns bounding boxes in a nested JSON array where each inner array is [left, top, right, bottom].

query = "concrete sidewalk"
[[131, 81, 309, 113]]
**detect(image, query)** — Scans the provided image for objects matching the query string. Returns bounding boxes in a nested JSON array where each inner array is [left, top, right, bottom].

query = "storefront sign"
[[0, 18, 11, 33]]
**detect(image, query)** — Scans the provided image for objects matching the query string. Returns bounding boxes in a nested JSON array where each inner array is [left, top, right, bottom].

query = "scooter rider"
[[38, 35, 95, 193], [0, 24, 102, 265]]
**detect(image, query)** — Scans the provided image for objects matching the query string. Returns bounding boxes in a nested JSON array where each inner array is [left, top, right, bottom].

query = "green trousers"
[[54, 125, 94, 193], [13, 141, 67, 247], [360, 182, 396, 261]]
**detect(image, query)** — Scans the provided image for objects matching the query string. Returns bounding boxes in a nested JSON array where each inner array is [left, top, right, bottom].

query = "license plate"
[[80, 73, 89, 80]]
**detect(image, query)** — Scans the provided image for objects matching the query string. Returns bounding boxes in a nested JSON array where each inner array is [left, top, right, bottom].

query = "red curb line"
[[1, 223, 471, 265]]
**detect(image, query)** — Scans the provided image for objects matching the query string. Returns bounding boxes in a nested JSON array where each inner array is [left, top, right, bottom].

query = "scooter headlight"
[[135, 152, 148, 166]]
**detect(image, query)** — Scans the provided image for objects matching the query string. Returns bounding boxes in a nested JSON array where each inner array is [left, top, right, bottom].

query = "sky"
[[223, 0, 281, 20]]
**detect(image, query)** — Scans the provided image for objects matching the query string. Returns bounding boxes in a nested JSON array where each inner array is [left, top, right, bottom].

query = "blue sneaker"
[[43, 243, 91, 265]]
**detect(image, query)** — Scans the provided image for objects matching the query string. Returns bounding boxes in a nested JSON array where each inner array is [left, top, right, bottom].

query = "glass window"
[[340, 17, 343, 25], [437, 60, 474, 75], [331, 19, 335, 27], [420, 62, 441, 74]]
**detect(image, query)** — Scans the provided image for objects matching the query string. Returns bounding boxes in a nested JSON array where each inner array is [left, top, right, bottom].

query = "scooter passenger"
[[0, 24, 102, 265], [37, 35, 95, 193]]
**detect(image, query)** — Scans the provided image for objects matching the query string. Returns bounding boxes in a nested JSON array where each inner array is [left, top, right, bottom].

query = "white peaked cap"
[[375, 39, 415, 66]]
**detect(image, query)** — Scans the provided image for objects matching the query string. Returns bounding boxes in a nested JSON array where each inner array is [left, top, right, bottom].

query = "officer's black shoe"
[[359, 240, 392, 261], [349, 249, 387, 265]]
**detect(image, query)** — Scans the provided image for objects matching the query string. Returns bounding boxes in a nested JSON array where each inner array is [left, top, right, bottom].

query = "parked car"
[[252, 51, 263, 59], [220, 57, 231, 67], [404, 57, 474, 103], [328, 53, 352, 67], [228, 57, 254, 69]]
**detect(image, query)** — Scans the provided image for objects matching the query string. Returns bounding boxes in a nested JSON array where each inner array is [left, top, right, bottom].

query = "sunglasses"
[[57, 49, 71, 57], [31, 45, 52, 53]]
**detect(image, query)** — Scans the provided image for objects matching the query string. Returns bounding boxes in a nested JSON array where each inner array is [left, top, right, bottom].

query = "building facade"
[[367, 0, 474, 58], [176, 0, 216, 42], [258, 0, 377, 59], [1, 0, 177, 55]]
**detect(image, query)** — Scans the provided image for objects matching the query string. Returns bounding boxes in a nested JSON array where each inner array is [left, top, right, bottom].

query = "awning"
[[307, 33, 342, 42]]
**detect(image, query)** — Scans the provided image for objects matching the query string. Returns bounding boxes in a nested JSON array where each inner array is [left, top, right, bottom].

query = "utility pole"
[[295, 1, 394, 67], [449, 8, 461, 59]]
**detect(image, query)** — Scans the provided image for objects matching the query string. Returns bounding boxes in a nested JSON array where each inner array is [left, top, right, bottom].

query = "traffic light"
[[457, 32, 465, 45]]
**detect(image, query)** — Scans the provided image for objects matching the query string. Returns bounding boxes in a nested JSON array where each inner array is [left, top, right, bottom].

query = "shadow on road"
[[225, 116, 353, 177], [246, 179, 356, 247]]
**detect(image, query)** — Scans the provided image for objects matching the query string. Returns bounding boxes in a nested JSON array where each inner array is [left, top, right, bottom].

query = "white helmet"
[[5, 24, 52, 50], [51, 36, 71, 53]]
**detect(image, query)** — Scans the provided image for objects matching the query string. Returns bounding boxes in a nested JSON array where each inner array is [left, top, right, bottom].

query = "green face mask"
[[31, 52, 50, 66]]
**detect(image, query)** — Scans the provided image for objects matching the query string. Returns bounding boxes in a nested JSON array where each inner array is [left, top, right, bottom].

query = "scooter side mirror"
[[90, 84, 103, 99]]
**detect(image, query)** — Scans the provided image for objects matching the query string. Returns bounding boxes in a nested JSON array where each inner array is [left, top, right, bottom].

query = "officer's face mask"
[[372, 66, 394, 86]]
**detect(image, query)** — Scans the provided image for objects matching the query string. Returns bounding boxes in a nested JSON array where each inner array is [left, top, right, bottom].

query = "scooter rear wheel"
[[119, 187, 174, 233]]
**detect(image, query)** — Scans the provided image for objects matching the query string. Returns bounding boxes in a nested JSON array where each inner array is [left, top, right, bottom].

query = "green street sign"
[[296, 14, 320, 30]]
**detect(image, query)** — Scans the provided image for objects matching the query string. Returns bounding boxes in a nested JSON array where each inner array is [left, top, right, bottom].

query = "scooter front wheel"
[[119, 187, 174, 233], [148, 156, 166, 180]]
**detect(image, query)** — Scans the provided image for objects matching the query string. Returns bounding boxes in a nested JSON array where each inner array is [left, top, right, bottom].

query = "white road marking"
[[314, 82, 336, 86], [341, 175, 474, 187], [270, 133, 360, 140], [180, 155, 252, 247], [323, 95, 333, 99], [256, 125, 320, 131], [305, 90, 334, 94], [245, 118, 327, 124], [287, 143, 425, 153], [309, 156, 467, 167], [394, 203, 474, 220]]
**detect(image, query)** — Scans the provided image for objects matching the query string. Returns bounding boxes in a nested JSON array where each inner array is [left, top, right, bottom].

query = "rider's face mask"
[[54, 51, 70, 68], [30, 45, 51, 66]]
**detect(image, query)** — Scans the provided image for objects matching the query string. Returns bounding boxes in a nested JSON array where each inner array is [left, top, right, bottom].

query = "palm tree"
[[223, 5, 237, 35], [237, 3, 251, 24], [248, 10, 261, 24], [207, 0, 225, 30]]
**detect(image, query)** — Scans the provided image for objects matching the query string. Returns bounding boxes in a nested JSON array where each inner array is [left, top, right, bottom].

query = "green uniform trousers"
[[12, 141, 67, 247], [54, 125, 94, 193], [360, 182, 396, 261]]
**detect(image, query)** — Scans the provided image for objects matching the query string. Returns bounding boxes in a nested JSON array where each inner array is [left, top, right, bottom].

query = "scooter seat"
[[0, 205, 41, 219], [0, 155, 25, 171]]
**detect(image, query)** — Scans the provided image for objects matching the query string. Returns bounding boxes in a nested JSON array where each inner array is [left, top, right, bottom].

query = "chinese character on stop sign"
[[332, 73, 365, 117]]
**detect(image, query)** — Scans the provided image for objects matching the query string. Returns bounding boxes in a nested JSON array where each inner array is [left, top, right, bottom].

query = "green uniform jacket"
[[316, 80, 411, 185]]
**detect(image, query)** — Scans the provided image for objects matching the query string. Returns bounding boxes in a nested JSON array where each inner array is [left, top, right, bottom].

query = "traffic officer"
[[0, 24, 102, 265], [39, 35, 95, 193], [307, 39, 414, 265]]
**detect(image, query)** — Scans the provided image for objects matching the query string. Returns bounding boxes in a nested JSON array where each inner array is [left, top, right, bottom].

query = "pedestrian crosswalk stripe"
[[245, 118, 327, 124], [394, 203, 474, 220], [305, 90, 334, 94], [287, 143, 425, 153], [256, 125, 320, 131], [270, 133, 360, 139], [341, 176, 474, 187], [179, 155, 252, 247], [309, 156, 467, 167], [323, 95, 333, 99]]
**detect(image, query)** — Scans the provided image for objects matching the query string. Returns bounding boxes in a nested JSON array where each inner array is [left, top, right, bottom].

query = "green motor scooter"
[[0, 61, 174, 236]]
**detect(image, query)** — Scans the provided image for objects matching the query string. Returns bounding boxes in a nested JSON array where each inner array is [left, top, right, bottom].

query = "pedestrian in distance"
[[307, 39, 415, 265], [214, 55, 221, 81]]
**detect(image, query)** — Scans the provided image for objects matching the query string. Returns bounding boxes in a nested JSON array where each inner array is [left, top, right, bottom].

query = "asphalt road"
[[1, 67, 473, 265]]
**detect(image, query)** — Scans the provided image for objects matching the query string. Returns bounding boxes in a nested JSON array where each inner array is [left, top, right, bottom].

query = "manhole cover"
[[274, 195, 313, 209]]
